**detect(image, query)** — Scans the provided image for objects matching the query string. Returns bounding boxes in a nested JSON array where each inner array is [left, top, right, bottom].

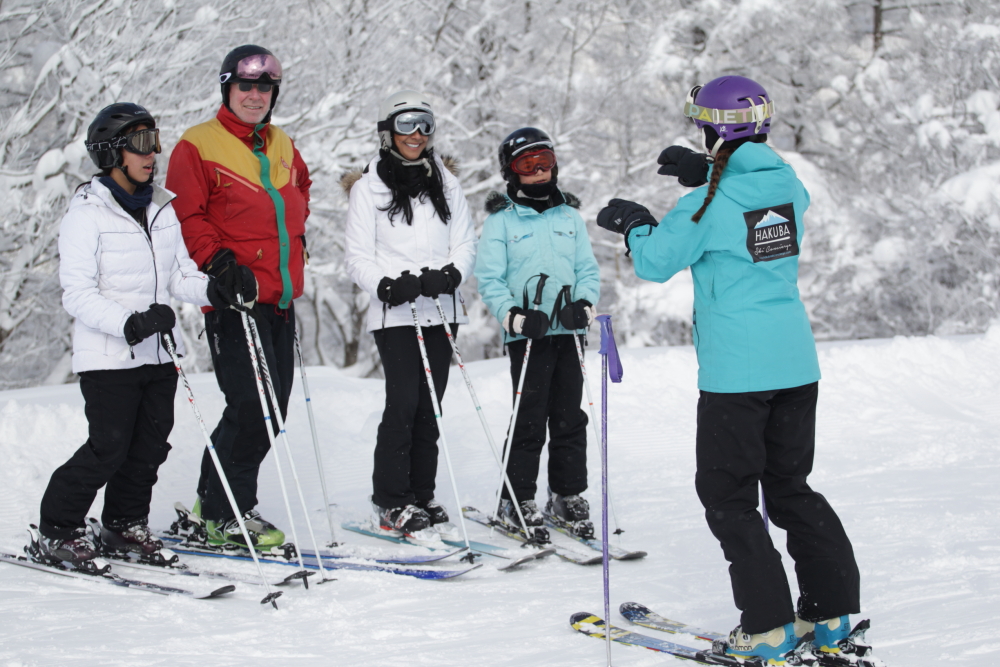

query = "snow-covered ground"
[[2, 329, 1000, 666]]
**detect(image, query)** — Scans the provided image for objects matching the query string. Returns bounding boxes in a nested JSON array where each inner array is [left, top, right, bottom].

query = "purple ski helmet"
[[684, 75, 774, 154]]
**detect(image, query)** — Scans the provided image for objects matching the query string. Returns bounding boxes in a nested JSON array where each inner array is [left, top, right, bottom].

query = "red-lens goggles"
[[510, 149, 556, 175]]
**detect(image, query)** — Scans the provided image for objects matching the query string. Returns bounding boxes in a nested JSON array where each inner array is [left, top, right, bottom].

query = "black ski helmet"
[[219, 44, 282, 117], [85, 103, 157, 170], [498, 127, 555, 183]]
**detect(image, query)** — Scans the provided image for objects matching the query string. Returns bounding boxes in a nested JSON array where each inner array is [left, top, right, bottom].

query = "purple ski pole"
[[596, 314, 623, 665]]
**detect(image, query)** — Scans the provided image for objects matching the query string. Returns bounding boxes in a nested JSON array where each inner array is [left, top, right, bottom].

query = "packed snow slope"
[[2, 329, 1000, 666]]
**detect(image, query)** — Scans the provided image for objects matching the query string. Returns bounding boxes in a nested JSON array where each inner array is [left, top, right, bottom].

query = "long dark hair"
[[376, 147, 451, 226]]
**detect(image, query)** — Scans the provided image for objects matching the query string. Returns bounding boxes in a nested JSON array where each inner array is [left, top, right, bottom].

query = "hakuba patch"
[[744, 203, 798, 263]]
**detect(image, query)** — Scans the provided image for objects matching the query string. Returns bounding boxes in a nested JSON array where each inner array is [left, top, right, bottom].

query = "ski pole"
[[428, 290, 534, 543], [560, 286, 623, 543], [491, 273, 549, 534], [404, 286, 475, 562], [161, 332, 281, 609], [596, 314, 623, 667], [242, 311, 332, 583], [293, 330, 338, 547], [761, 483, 770, 533]]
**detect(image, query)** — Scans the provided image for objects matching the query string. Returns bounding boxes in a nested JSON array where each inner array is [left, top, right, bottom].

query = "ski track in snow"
[[2, 332, 1000, 665]]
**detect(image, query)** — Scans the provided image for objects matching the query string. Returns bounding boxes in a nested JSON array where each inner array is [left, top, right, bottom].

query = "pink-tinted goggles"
[[221, 54, 282, 85]]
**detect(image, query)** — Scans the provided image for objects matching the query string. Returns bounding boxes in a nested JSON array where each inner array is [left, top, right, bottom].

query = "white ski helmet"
[[377, 90, 435, 152]]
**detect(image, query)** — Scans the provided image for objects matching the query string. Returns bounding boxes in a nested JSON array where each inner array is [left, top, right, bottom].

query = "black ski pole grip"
[[533, 273, 549, 307]]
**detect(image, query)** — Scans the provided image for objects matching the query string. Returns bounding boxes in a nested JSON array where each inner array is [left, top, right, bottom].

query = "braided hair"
[[691, 132, 767, 223]]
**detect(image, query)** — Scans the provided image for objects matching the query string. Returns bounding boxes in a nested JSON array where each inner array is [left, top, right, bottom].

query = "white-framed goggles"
[[683, 84, 774, 134], [391, 111, 435, 136]]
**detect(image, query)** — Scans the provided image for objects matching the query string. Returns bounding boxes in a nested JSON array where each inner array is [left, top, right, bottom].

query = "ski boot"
[[498, 498, 550, 544], [26, 524, 105, 574], [416, 498, 462, 540], [714, 622, 798, 666], [206, 509, 286, 550], [794, 616, 880, 666], [97, 517, 178, 566], [371, 501, 442, 545], [545, 491, 595, 539]]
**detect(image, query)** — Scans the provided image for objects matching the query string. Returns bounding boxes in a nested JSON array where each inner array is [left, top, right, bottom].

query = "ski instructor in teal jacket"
[[597, 76, 861, 666]]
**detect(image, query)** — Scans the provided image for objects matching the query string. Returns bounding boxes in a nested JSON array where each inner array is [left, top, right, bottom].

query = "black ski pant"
[[695, 382, 860, 634], [371, 324, 454, 509], [502, 335, 588, 503], [39, 363, 177, 539], [197, 303, 295, 522]]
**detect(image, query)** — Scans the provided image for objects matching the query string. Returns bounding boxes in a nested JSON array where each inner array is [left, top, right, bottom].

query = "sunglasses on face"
[[511, 148, 556, 175], [237, 82, 273, 93], [393, 111, 435, 136]]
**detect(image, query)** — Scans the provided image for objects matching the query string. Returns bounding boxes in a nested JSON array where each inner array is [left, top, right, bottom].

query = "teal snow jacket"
[[475, 191, 600, 344], [627, 142, 820, 393]]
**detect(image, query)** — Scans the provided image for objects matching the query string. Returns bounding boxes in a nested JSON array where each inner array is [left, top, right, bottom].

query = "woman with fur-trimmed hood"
[[344, 90, 476, 540], [474, 127, 600, 541]]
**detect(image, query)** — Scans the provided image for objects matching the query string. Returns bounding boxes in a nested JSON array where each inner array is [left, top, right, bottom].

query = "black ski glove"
[[504, 306, 550, 340], [440, 263, 462, 294], [559, 299, 594, 330], [202, 247, 238, 279], [597, 199, 659, 251], [657, 146, 710, 187], [124, 303, 176, 346], [208, 265, 258, 311], [377, 272, 423, 307]]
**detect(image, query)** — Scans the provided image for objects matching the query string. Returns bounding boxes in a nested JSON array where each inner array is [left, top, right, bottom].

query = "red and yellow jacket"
[[166, 105, 311, 310]]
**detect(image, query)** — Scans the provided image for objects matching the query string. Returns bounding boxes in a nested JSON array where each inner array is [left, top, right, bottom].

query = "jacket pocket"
[[215, 167, 260, 193], [552, 219, 577, 253]]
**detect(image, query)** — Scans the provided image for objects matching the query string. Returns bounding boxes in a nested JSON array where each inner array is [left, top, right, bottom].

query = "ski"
[[0, 550, 235, 599], [462, 507, 602, 565], [158, 531, 463, 566], [109, 557, 314, 587], [570, 611, 718, 664], [619, 602, 725, 642], [616, 604, 885, 667], [543, 514, 647, 560], [162, 541, 482, 580], [164, 503, 464, 565], [341, 520, 555, 569]]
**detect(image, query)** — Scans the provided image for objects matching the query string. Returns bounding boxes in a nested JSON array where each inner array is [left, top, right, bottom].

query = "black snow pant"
[[39, 363, 178, 539], [502, 334, 588, 503], [371, 324, 455, 509], [695, 382, 860, 634], [197, 303, 295, 522]]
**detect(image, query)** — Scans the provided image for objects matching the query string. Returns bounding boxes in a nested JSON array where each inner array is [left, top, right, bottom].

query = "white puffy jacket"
[[59, 177, 212, 373], [345, 154, 477, 332]]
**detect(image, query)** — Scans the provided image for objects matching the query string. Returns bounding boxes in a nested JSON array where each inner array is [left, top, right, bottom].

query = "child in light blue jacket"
[[475, 127, 600, 540]]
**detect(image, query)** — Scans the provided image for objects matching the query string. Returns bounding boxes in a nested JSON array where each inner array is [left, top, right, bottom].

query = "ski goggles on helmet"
[[391, 111, 435, 136], [220, 54, 283, 85], [87, 128, 161, 156], [510, 148, 556, 175], [683, 85, 774, 133]]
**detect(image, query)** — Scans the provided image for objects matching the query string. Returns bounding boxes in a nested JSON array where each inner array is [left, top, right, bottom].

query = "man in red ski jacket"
[[166, 44, 311, 549]]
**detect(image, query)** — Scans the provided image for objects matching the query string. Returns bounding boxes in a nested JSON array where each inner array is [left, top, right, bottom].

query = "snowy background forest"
[[1, 0, 999, 387]]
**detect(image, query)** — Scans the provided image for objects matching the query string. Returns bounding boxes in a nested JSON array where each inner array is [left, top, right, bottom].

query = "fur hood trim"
[[340, 153, 459, 196], [485, 189, 581, 214]]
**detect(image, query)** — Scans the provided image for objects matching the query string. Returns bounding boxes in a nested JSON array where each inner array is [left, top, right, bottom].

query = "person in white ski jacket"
[[344, 90, 476, 537], [34, 103, 257, 568]]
